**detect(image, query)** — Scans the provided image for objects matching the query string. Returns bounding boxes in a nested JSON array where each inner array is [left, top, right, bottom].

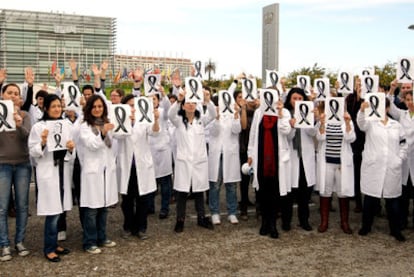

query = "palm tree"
[[204, 59, 216, 82]]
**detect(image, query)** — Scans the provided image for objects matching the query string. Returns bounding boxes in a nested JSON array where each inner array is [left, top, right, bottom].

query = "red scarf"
[[262, 115, 278, 177]]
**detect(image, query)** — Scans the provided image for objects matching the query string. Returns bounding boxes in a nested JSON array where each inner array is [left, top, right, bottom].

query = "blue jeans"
[[209, 156, 238, 215], [44, 214, 59, 254], [82, 207, 108, 250], [157, 175, 172, 215], [0, 162, 32, 247]]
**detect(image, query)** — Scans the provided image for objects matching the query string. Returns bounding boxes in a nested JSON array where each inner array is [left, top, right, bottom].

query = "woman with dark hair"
[[78, 94, 117, 254], [168, 89, 216, 232], [115, 94, 159, 239], [284, 87, 317, 231], [28, 94, 75, 262], [0, 83, 32, 262]]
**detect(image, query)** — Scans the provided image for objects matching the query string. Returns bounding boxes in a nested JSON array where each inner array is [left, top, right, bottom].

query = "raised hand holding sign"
[[0, 100, 16, 132], [135, 96, 154, 125], [325, 97, 344, 124], [294, 101, 314, 128], [259, 89, 279, 116], [397, 57, 414, 83], [62, 82, 81, 111], [109, 104, 132, 135], [365, 93, 385, 121]]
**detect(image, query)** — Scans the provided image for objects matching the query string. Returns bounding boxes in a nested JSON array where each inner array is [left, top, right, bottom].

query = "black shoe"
[[391, 232, 406, 242], [259, 226, 269, 236], [45, 253, 60, 262], [174, 220, 184, 233], [358, 227, 371, 236], [159, 212, 168, 219], [299, 222, 313, 231], [55, 247, 70, 255], [197, 217, 214, 230], [269, 225, 279, 239]]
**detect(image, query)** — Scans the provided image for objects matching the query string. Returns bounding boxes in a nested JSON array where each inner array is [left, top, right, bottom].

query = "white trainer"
[[15, 242, 30, 257], [0, 246, 12, 262], [211, 214, 221, 225], [228, 215, 239, 224]]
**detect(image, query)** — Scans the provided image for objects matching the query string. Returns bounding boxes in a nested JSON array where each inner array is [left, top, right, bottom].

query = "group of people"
[[0, 61, 412, 265]]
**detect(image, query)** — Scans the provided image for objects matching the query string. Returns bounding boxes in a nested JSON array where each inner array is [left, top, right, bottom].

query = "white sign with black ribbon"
[[185, 77, 204, 103], [361, 75, 379, 99], [46, 119, 69, 152], [0, 100, 16, 132], [314, 78, 330, 101], [325, 97, 344, 124], [109, 104, 132, 135], [265, 70, 283, 94], [218, 90, 235, 116], [259, 89, 279, 116], [337, 71, 354, 95], [144, 74, 161, 95], [360, 67, 374, 77], [135, 96, 154, 125], [296, 75, 311, 95], [62, 82, 81, 111], [242, 77, 258, 101], [365, 93, 385, 121], [397, 57, 414, 84], [194, 60, 204, 79], [294, 101, 314, 129]]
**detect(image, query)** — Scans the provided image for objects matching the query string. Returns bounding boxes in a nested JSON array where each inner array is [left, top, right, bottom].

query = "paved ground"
[[2, 185, 414, 277]]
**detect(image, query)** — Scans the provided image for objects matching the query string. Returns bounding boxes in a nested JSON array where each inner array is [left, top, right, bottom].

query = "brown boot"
[[318, 197, 330, 233], [339, 198, 353, 234]]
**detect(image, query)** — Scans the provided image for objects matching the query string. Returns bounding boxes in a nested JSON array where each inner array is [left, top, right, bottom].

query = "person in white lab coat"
[[316, 107, 355, 234], [208, 95, 241, 225], [28, 94, 75, 262], [388, 86, 414, 230], [168, 89, 216, 233], [115, 94, 159, 239], [78, 94, 118, 254], [357, 98, 408, 241], [247, 100, 292, 239], [284, 87, 317, 231]]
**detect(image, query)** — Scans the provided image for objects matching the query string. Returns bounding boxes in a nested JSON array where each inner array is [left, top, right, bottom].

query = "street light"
[[408, 25, 414, 30]]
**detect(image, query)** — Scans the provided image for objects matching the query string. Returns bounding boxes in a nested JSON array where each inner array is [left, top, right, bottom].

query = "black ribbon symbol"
[[362, 70, 370, 76], [399, 59, 412, 80], [114, 106, 128, 132], [340, 72, 351, 91], [189, 79, 201, 100], [222, 91, 233, 114], [0, 102, 13, 129], [194, 61, 202, 78], [368, 95, 381, 118], [269, 72, 279, 87], [298, 103, 310, 125], [365, 77, 374, 93], [316, 80, 326, 99], [299, 77, 307, 91], [263, 91, 276, 113], [148, 75, 158, 93], [137, 99, 152, 123], [54, 133, 63, 148], [244, 79, 254, 100], [68, 85, 79, 107], [328, 99, 340, 121]]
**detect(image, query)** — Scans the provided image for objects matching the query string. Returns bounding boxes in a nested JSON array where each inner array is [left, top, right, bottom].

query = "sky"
[[2, 0, 414, 79]]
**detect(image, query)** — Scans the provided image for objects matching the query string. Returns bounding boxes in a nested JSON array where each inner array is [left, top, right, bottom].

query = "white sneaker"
[[85, 246, 102, 254], [211, 214, 221, 225], [15, 243, 30, 257], [228, 215, 239, 224], [100, 240, 116, 248], [57, 231, 67, 241], [0, 246, 12, 262]]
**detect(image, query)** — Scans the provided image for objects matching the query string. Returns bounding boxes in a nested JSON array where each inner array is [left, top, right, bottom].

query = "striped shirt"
[[325, 123, 343, 164]]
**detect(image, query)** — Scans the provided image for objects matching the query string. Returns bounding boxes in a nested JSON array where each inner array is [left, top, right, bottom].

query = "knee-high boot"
[[339, 198, 352, 234], [318, 197, 330, 233]]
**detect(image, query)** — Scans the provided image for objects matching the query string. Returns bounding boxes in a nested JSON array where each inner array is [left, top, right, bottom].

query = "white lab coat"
[[115, 121, 158, 196], [357, 111, 408, 198], [78, 122, 118, 208], [288, 127, 317, 188], [315, 122, 356, 197], [247, 108, 292, 196], [208, 114, 242, 183], [168, 101, 216, 193], [149, 96, 173, 178], [388, 97, 414, 186], [28, 120, 74, 216]]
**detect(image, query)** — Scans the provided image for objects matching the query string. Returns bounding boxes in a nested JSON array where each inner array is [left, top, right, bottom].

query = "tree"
[[374, 61, 396, 88], [286, 63, 326, 88], [204, 59, 216, 82]]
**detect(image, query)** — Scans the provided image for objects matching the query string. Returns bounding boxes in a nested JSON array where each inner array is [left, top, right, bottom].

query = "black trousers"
[[291, 158, 313, 225], [176, 191, 205, 221], [400, 175, 414, 227], [362, 195, 401, 234]]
